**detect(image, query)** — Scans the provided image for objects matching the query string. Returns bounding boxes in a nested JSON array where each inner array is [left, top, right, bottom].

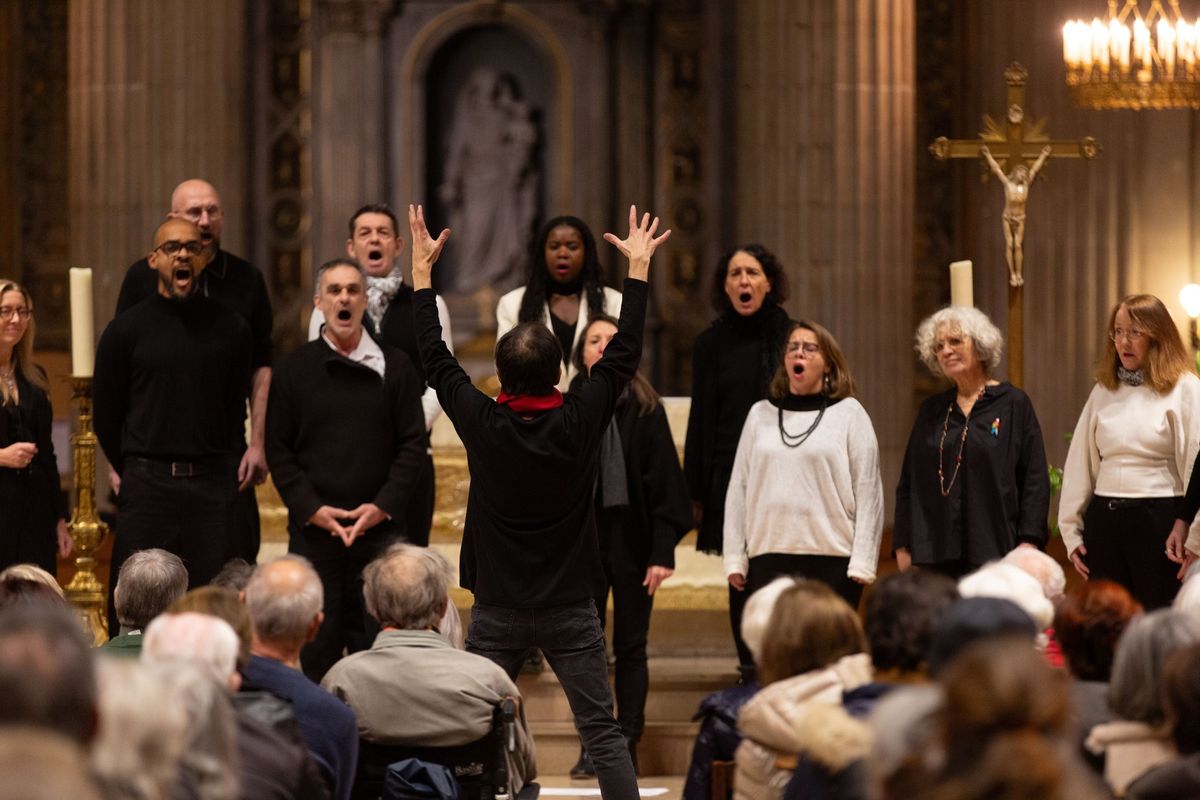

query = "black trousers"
[[591, 542, 655, 744], [467, 600, 639, 800], [402, 450, 435, 548], [746, 553, 863, 610], [291, 521, 402, 682], [107, 455, 240, 636], [1083, 495, 1181, 610]]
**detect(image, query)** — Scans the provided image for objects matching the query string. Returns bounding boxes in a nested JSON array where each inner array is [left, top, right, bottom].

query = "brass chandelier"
[[1063, 0, 1200, 109]]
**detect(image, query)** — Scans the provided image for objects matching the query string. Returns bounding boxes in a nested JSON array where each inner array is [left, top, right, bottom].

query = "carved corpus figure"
[[981, 144, 1051, 288]]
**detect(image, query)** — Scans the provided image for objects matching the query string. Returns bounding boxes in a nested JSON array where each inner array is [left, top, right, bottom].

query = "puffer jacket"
[[734, 653, 874, 800]]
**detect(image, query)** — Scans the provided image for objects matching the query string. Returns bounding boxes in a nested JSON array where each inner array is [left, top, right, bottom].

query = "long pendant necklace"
[[938, 385, 986, 497], [778, 395, 827, 448]]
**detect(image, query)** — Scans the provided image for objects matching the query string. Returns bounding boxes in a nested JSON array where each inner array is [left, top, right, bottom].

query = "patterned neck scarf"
[[366, 267, 405, 327], [1117, 366, 1145, 386]]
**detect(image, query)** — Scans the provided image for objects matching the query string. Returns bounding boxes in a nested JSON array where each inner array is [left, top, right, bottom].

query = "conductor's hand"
[[343, 503, 387, 547], [603, 204, 671, 282], [408, 204, 450, 291], [309, 505, 352, 544], [643, 565, 674, 596]]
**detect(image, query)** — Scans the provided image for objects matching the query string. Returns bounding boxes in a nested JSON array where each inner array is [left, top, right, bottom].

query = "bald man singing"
[[115, 179, 274, 565]]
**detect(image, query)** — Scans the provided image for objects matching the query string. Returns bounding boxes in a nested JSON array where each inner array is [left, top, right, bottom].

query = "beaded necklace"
[[938, 385, 986, 497], [777, 395, 827, 448]]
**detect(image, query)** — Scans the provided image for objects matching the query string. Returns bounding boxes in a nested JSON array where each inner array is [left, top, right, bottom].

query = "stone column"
[[68, 0, 249, 326], [311, 0, 393, 266], [731, 0, 916, 493]]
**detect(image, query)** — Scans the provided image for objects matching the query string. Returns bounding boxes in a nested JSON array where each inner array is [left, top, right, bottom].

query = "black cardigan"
[[265, 338, 427, 531], [415, 279, 648, 608], [893, 382, 1050, 566]]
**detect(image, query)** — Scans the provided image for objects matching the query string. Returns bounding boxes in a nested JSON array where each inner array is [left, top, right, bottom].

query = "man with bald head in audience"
[[96, 218, 253, 635], [115, 179, 274, 565], [243, 555, 358, 800]]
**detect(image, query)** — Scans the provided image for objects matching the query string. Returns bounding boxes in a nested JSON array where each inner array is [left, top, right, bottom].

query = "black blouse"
[[893, 382, 1050, 566]]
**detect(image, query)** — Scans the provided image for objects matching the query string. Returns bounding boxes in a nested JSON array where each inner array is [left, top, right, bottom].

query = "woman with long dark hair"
[[567, 313, 693, 776], [683, 245, 790, 678], [496, 215, 622, 392], [0, 279, 72, 574]]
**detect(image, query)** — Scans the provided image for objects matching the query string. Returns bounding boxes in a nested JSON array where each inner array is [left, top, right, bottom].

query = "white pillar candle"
[[69, 267, 94, 377], [949, 259, 974, 307]]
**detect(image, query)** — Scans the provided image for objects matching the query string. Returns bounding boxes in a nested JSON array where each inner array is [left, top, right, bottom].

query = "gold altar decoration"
[[930, 63, 1098, 388], [65, 376, 109, 644], [1064, 0, 1200, 109]]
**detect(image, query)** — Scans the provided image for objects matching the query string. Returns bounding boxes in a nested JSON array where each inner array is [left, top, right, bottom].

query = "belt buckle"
[[170, 462, 195, 478]]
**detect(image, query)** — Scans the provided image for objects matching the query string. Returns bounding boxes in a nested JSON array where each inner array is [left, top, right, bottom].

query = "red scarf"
[[497, 390, 564, 413]]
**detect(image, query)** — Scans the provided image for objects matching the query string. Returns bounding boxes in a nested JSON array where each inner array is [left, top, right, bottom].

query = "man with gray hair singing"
[[321, 543, 536, 796], [102, 548, 188, 657], [242, 555, 358, 800]]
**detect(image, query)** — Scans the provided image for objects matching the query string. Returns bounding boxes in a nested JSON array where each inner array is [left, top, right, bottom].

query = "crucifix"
[[930, 62, 1099, 387]]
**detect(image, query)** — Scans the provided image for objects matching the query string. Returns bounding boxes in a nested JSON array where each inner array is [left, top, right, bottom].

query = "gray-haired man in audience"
[[321, 544, 536, 795], [102, 548, 188, 657], [243, 555, 359, 800]]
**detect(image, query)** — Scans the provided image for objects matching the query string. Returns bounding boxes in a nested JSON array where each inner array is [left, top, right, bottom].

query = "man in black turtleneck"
[[95, 219, 252, 635], [307, 204, 453, 547]]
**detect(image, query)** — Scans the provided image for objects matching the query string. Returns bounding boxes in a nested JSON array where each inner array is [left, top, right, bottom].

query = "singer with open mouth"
[[496, 216, 623, 393], [683, 245, 791, 680], [894, 306, 1049, 580], [722, 320, 883, 625]]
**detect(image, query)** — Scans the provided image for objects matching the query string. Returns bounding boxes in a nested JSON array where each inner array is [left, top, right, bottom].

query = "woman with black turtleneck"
[[496, 216, 622, 392], [683, 245, 791, 678]]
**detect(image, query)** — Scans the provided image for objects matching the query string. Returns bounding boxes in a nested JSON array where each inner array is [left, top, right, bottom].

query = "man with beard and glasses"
[[115, 179, 273, 565], [95, 218, 252, 636], [306, 204, 453, 546], [268, 258, 426, 682]]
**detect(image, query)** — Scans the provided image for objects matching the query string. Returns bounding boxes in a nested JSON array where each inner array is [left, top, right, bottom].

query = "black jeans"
[[1083, 495, 1181, 610], [467, 600, 639, 799], [593, 545, 654, 744], [108, 455, 240, 636], [291, 521, 402, 682]]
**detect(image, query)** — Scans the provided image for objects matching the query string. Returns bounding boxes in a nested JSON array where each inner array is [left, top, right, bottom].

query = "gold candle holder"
[[65, 375, 109, 644]]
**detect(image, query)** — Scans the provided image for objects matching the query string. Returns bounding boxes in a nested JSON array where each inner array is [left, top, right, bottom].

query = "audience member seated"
[[102, 548, 188, 657], [867, 596, 1039, 799], [244, 555, 359, 800], [0, 602, 96, 745], [1002, 547, 1068, 667], [1055, 580, 1143, 773], [0, 563, 64, 596], [212, 557, 256, 593], [0, 575, 70, 611], [924, 636, 1107, 800], [143, 611, 330, 800], [321, 543, 536, 796], [782, 569, 959, 800], [0, 728, 104, 800], [91, 657, 190, 800], [733, 580, 873, 800], [957, 561, 1054, 640], [1086, 609, 1200, 795], [1127, 641, 1200, 799], [682, 576, 796, 800]]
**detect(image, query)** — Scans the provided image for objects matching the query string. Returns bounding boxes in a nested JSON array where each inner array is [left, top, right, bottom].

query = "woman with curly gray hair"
[[893, 306, 1049, 578]]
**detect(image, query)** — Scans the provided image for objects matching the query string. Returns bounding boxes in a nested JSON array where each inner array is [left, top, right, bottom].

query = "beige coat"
[[1086, 719, 1175, 797], [734, 653, 874, 800]]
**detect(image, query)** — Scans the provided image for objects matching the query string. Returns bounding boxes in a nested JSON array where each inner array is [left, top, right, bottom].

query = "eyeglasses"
[[1111, 328, 1147, 343], [0, 306, 31, 322], [155, 240, 205, 256], [788, 342, 822, 356]]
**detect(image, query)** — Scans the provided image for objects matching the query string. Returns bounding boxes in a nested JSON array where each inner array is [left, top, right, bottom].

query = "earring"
[[823, 373, 832, 393]]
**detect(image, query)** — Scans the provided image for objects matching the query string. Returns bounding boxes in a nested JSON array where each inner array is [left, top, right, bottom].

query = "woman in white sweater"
[[723, 320, 883, 609], [1060, 294, 1200, 610]]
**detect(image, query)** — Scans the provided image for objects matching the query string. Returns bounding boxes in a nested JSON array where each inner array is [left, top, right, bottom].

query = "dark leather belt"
[[127, 455, 232, 478], [1097, 496, 1165, 512]]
